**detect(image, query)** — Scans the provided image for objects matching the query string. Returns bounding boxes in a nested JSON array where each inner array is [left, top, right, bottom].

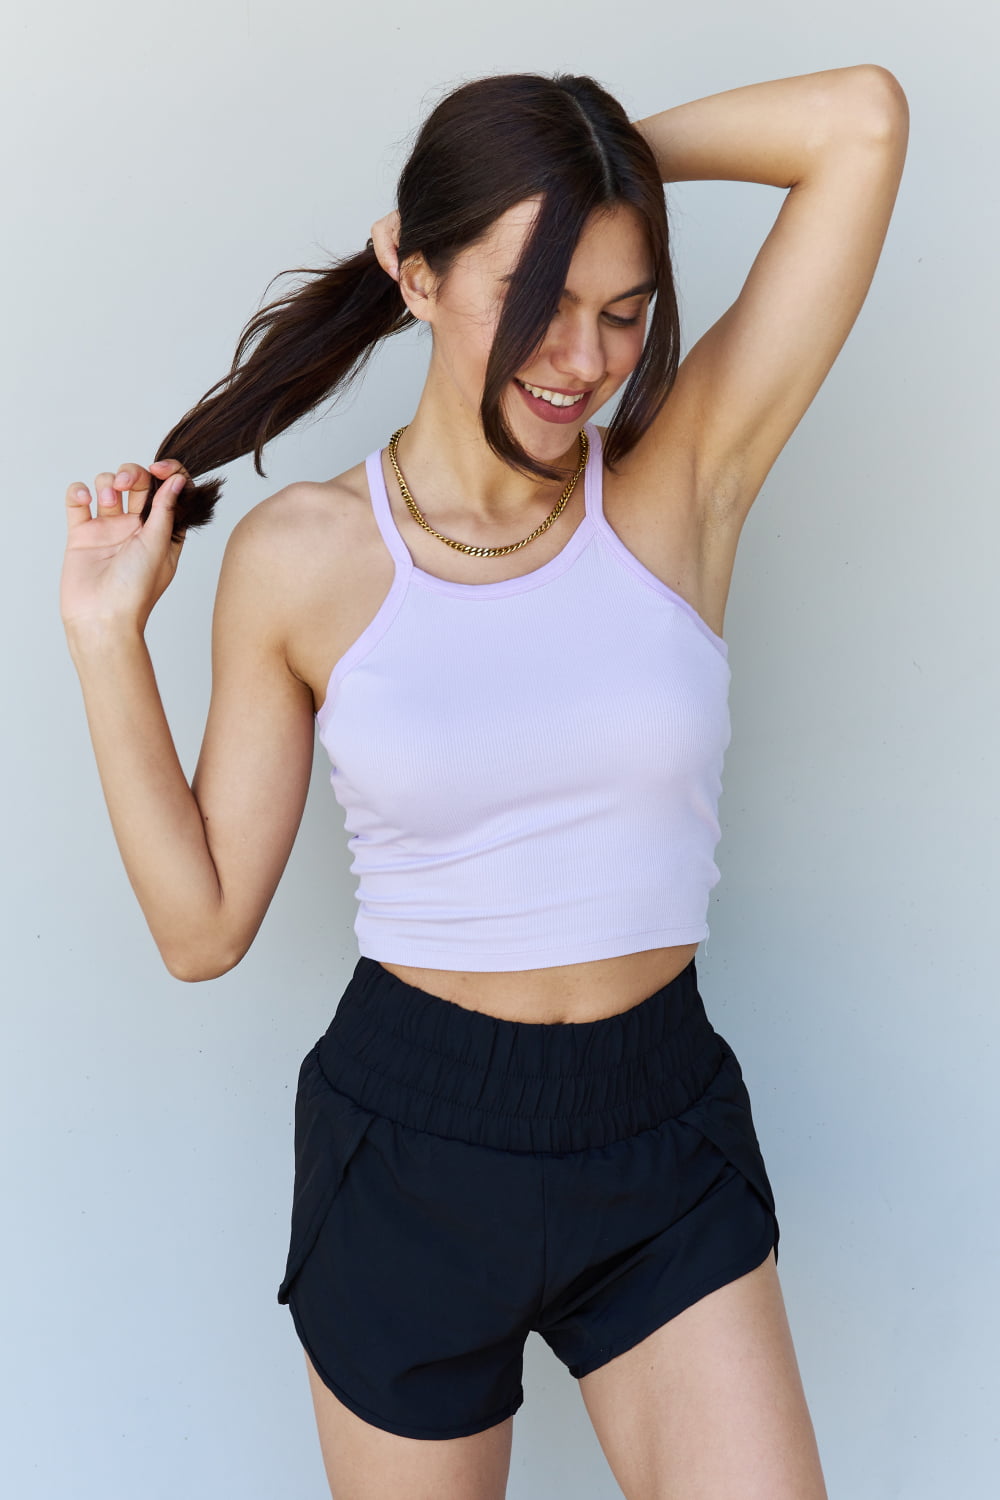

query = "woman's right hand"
[[61, 459, 191, 637], [370, 209, 401, 282]]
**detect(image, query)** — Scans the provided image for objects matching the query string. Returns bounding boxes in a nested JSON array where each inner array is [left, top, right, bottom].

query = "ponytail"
[[144, 242, 413, 540]]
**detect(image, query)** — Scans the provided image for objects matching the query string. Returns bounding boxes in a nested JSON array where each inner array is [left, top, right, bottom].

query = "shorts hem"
[[287, 1292, 524, 1441], [565, 1225, 778, 1381]]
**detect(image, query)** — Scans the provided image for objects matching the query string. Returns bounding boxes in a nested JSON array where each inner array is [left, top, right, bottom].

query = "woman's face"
[[404, 196, 655, 461]]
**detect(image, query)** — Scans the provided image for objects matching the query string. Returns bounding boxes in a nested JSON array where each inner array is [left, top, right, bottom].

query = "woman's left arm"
[[629, 64, 909, 526]]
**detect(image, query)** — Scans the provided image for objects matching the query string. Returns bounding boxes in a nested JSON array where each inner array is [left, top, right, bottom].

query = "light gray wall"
[[3, 3, 995, 1495]]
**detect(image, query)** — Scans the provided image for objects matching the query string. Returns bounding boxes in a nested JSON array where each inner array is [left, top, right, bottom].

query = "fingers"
[[148, 460, 192, 510], [370, 209, 401, 282], [64, 470, 123, 529], [143, 465, 189, 542], [126, 459, 190, 517], [65, 480, 94, 530], [112, 462, 152, 516], [148, 459, 187, 480], [64, 459, 192, 531], [93, 469, 121, 515]]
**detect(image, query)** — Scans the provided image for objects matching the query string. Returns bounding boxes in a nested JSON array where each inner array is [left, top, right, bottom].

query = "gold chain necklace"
[[386, 425, 589, 558]]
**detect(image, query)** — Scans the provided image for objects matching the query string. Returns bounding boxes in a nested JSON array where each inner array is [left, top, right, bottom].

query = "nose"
[[547, 313, 606, 389]]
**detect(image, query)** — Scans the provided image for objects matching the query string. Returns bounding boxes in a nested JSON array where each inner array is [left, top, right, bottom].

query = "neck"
[[394, 366, 586, 529]]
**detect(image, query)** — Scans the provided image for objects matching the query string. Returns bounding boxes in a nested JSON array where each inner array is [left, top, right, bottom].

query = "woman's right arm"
[[62, 461, 316, 982]]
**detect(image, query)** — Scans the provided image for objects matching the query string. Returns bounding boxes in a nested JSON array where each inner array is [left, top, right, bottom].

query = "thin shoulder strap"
[[365, 445, 414, 574], [582, 421, 605, 523]]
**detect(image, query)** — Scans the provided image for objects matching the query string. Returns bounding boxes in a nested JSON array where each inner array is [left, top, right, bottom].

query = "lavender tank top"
[[315, 422, 732, 971]]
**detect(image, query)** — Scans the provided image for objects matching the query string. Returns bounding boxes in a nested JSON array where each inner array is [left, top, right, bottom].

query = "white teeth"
[[518, 380, 586, 408]]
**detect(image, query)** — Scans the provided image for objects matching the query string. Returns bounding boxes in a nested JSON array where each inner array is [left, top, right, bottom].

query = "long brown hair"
[[147, 72, 679, 540]]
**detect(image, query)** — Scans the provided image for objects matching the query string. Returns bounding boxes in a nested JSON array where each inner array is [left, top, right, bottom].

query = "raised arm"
[[62, 463, 316, 981], [625, 63, 909, 526]]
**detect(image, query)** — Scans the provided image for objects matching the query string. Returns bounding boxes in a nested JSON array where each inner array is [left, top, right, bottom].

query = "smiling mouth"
[[514, 378, 590, 408]]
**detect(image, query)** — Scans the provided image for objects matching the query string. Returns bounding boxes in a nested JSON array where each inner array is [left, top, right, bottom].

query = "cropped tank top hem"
[[357, 923, 710, 974], [316, 422, 725, 734]]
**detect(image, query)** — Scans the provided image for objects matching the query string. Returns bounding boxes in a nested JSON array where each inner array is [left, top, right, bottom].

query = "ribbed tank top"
[[315, 422, 732, 971]]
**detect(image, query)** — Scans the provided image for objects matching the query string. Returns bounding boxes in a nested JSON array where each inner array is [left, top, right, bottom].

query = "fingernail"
[[170, 474, 186, 494], [114, 471, 129, 486]]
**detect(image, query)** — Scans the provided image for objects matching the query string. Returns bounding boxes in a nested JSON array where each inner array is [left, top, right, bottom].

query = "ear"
[[397, 252, 438, 324]]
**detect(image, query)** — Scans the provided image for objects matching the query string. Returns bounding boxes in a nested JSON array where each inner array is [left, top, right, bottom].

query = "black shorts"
[[277, 956, 779, 1441]]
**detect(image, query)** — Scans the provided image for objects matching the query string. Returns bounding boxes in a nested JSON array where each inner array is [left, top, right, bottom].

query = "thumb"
[[143, 470, 187, 540]]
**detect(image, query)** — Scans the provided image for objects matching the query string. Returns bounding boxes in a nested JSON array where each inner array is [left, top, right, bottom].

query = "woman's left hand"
[[369, 210, 401, 282]]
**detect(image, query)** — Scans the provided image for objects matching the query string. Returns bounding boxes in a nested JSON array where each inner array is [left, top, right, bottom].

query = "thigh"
[[305, 1351, 514, 1500], [577, 1250, 828, 1500]]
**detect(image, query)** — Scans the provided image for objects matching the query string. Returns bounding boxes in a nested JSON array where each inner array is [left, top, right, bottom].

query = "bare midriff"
[[377, 942, 700, 1024]]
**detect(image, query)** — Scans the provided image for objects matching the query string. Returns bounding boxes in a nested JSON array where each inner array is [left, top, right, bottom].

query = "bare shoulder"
[[227, 461, 368, 564], [219, 459, 380, 603], [219, 460, 394, 710]]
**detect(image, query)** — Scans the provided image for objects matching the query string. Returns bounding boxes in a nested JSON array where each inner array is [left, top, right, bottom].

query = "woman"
[[61, 66, 907, 1499]]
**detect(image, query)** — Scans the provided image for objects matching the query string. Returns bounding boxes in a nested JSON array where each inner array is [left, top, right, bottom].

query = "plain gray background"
[[4, 2, 996, 1495]]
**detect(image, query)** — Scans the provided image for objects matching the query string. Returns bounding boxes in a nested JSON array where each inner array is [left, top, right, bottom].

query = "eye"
[[603, 314, 641, 327]]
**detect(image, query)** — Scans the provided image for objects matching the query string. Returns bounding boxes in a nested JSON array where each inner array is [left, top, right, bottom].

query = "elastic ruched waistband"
[[316, 956, 728, 1153]]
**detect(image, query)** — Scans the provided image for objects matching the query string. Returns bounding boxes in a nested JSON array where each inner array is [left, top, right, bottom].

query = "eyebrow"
[[566, 280, 656, 305], [501, 276, 655, 304]]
